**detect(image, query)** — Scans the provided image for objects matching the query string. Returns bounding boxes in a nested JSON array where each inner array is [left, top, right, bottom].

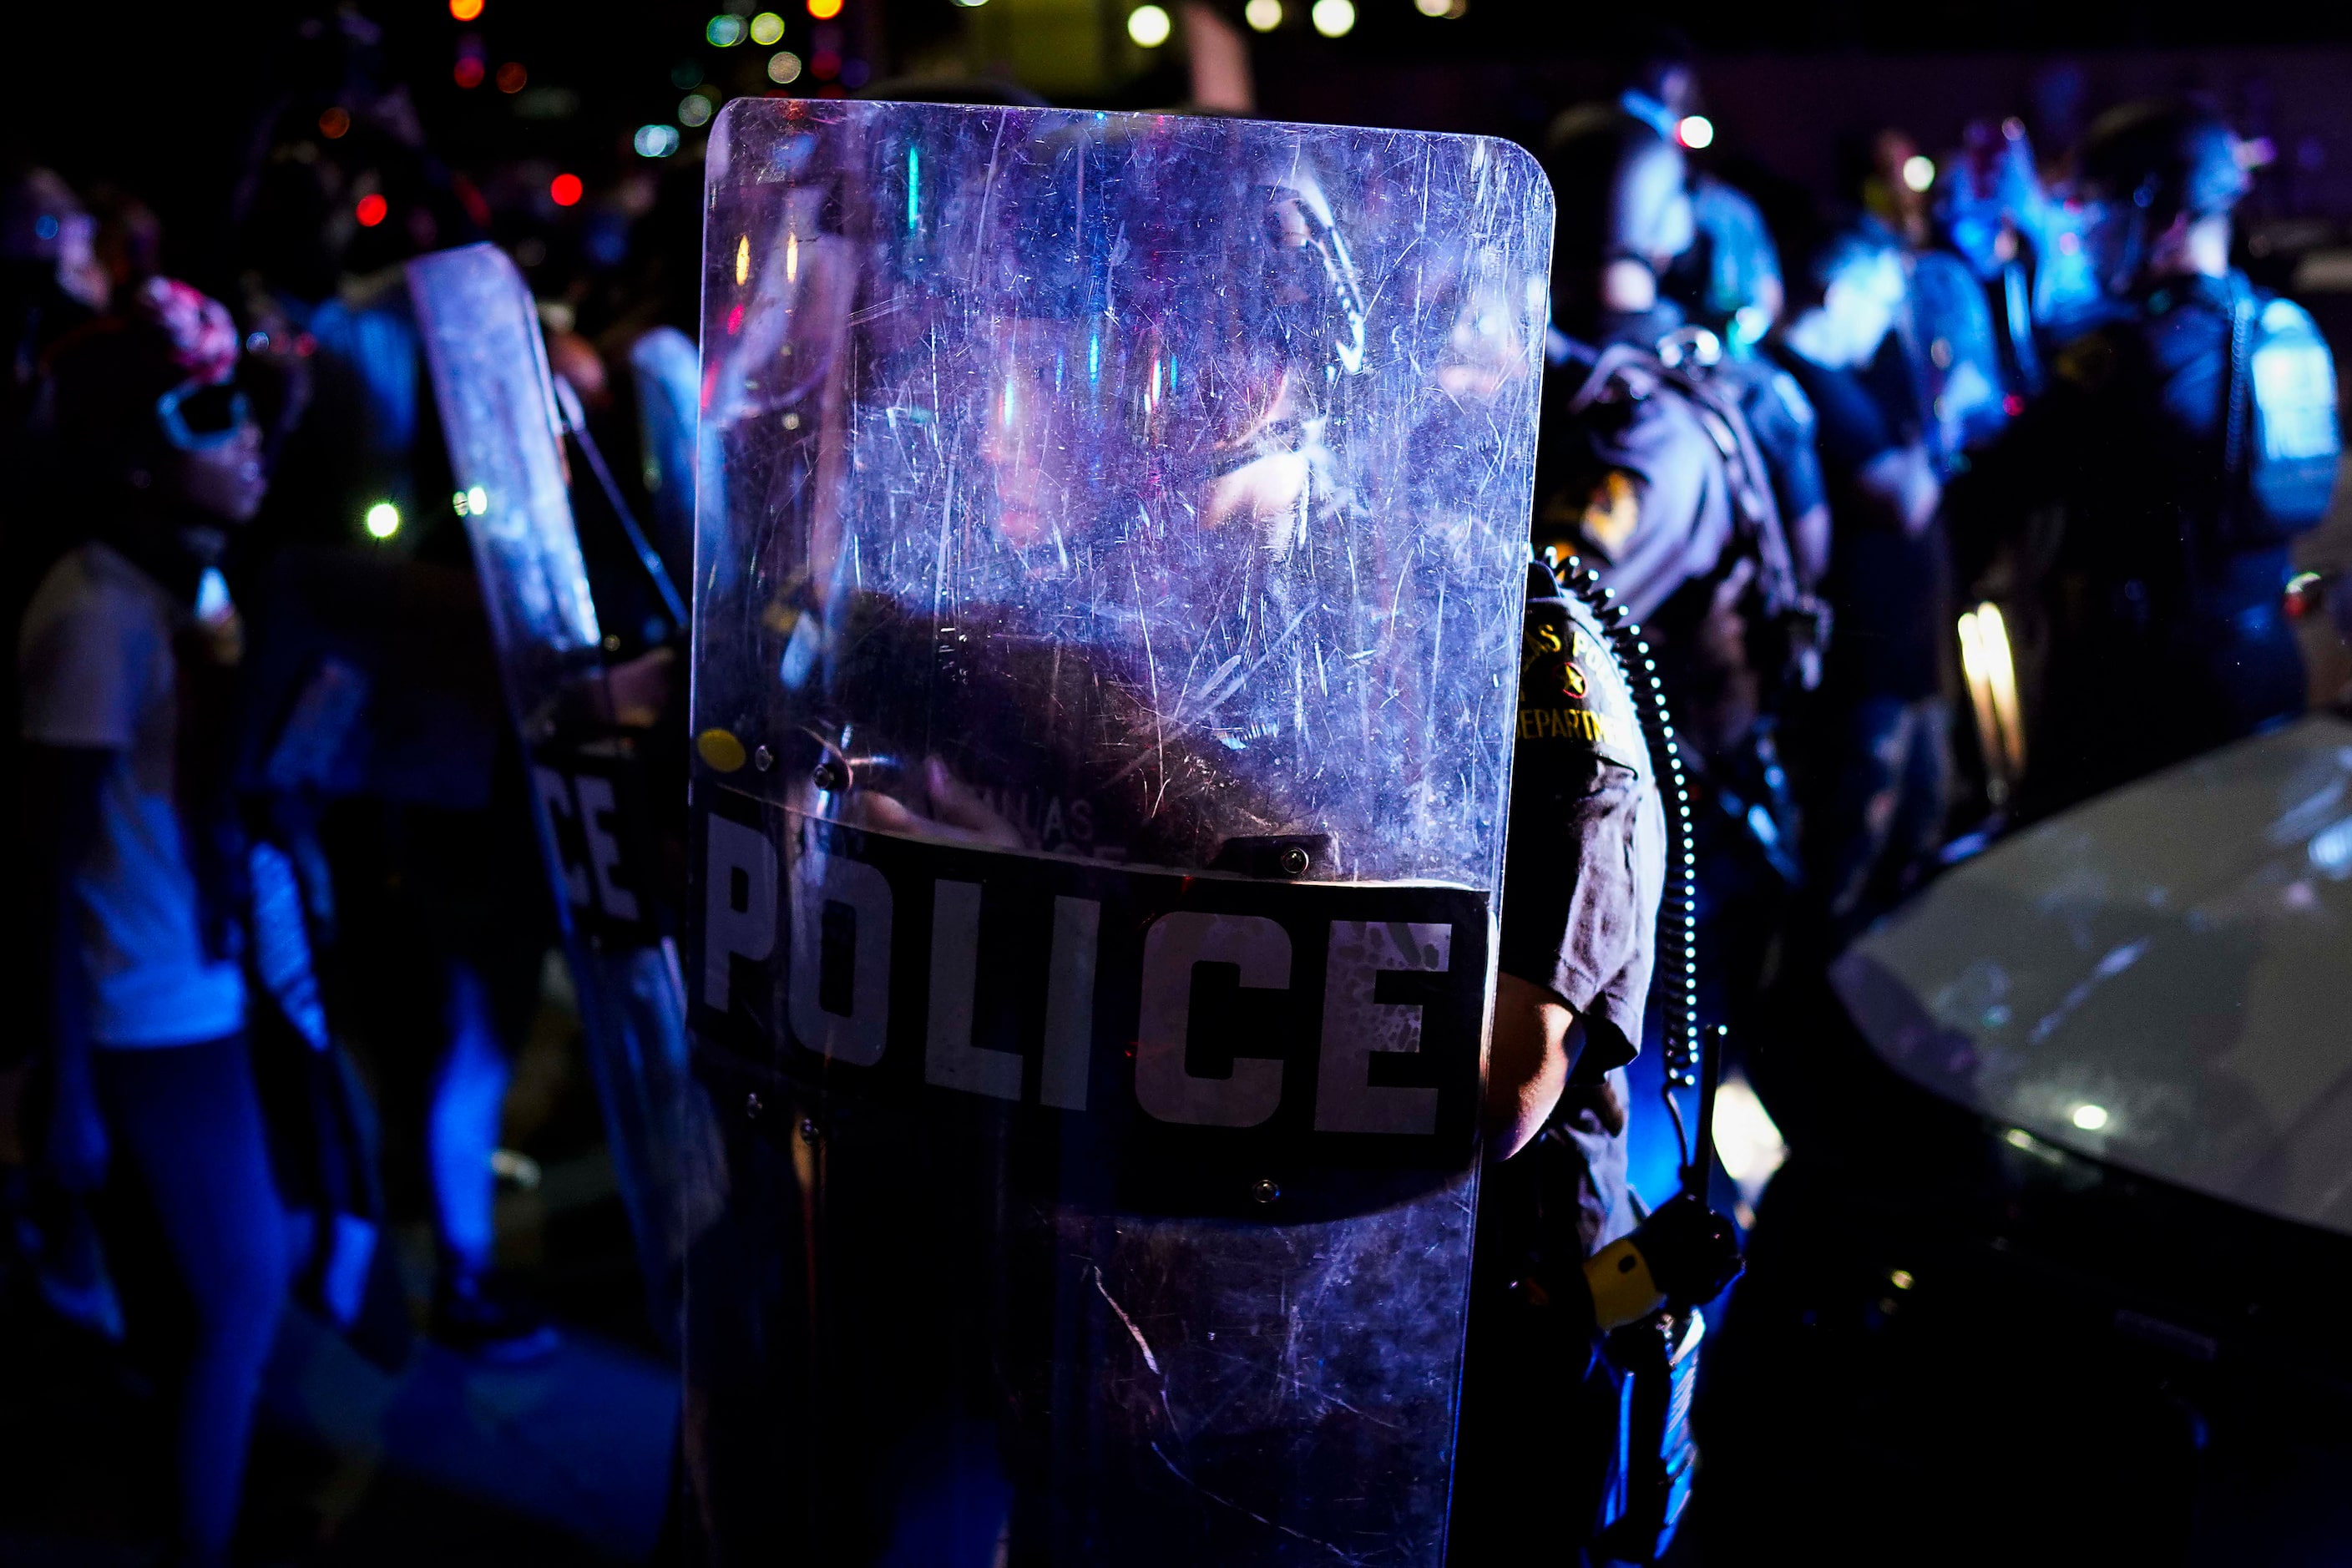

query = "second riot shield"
[[407, 242, 719, 1348], [685, 100, 1553, 1564]]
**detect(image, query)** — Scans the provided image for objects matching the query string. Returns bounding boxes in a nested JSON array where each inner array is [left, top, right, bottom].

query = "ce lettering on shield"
[[702, 812, 1463, 1137], [534, 761, 643, 928]]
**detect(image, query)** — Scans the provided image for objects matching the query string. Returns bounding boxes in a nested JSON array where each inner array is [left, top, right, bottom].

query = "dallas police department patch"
[[1515, 588, 1648, 777]]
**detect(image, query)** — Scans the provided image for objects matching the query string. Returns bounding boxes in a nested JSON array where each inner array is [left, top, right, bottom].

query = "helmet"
[[2079, 99, 2248, 228], [2076, 99, 2247, 295], [1544, 105, 1695, 275], [1683, 175, 1783, 347]]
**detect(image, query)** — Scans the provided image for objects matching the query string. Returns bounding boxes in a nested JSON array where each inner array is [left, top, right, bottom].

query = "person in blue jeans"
[[19, 277, 288, 1567]]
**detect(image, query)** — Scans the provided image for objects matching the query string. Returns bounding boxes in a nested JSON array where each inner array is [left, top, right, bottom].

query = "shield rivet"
[[1251, 1178, 1280, 1205], [1276, 846, 1311, 878], [753, 744, 775, 771], [812, 758, 849, 793], [745, 1092, 764, 1120]]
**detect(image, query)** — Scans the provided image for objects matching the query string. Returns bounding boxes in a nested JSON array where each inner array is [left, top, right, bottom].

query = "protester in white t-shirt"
[[19, 277, 287, 1568]]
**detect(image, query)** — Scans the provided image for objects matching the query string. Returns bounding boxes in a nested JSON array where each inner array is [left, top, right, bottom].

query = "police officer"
[[1452, 555, 1742, 1564], [1674, 175, 1832, 594], [1538, 105, 1823, 1076], [1951, 99, 2341, 815]]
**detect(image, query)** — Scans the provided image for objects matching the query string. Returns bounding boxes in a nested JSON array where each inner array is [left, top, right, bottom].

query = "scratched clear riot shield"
[[407, 243, 720, 1348], [683, 101, 1551, 1565]]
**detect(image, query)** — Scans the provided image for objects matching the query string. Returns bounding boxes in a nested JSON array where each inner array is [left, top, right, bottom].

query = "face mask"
[[155, 378, 253, 452]]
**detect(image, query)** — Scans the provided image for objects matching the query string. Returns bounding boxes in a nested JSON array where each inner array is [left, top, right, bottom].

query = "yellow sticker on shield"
[[1579, 469, 1641, 559]]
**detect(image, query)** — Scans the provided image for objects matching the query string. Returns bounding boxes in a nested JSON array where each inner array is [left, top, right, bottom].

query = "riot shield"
[[407, 243, 720, 1347], [630, 324, 701, 574], [684, 101, 1552, 1564]]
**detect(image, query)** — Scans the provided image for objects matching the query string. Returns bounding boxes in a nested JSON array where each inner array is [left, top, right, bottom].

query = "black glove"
[[1582, 1192, 1744, 1330]]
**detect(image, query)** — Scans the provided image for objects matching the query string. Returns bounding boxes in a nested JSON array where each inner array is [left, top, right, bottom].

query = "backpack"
[[2227, 278, 2341, 541]]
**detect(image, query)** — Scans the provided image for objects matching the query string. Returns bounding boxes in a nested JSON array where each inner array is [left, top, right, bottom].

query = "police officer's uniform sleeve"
[[1497, 575, 1667, 1074]]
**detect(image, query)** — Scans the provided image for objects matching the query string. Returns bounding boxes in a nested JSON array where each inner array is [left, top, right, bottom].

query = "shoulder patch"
[[1578, 469, 1641, 559], [1517, 594, 1649, 775]]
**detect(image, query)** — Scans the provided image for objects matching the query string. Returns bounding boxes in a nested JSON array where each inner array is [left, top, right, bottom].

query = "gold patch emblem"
[[1580, 470, 1640, 558]]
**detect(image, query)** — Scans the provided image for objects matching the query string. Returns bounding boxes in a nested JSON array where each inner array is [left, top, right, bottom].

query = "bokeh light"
[[1243, 0, 1280, 28], [1125, 3, 1171, 45], [495, 61, 528, 93], [2071, 1103, 2111, 1132], [749, 11, 785, 44], [767, 50, 803, 83], [448, 0, 484, 18], [635, 124, 682, 158], [671, 61, 704, 89], [318, 107, 351, 139], [453, 56, 485, 88], [1903, 154, 1936, 192], [806, 0, 842, 19], [949, 0, 989, 8], [680, 94, 715, 128], [706, 13, 746, 45], [364, 501, 402, 540], [549, 173, 584, 207], [1309, 0, 1354, 37], [1677, 114, 1714, 150], [355, 193, 388, 228]]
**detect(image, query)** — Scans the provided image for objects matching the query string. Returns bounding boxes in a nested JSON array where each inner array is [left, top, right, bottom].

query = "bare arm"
[[1485, 971, 1577, 1161]]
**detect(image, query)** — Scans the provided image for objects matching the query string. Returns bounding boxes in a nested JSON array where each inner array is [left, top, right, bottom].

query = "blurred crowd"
[[0, 14, 2341, 1567]]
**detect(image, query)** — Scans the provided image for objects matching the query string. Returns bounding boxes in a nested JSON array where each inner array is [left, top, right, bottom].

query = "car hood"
[[1835, 715, 2352, 1237]]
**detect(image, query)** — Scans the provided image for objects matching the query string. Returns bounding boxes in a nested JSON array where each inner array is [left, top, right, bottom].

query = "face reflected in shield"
[[970, 168, 1360, 564], [976, 316, 1081, 554]]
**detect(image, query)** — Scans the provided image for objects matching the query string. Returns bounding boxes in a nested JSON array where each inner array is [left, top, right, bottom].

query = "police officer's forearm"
[[1485, 970, 1576, 1160]]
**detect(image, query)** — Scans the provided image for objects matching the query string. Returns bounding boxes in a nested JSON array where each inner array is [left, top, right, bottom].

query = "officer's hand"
[[846, 755, 1027, 851], [1582, 1193, 1743, 1330], [596, 646, 678, 728]]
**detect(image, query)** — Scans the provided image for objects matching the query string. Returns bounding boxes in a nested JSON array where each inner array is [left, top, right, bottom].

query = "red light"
[[454, 57, 485, 89], [812, 50, 840, 78], [318, 106, 351, 139], [355, 194, 389, 228], [496, 61, 528, 94], [449, 0, 484, 18], [549, 173, 584, 208]]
